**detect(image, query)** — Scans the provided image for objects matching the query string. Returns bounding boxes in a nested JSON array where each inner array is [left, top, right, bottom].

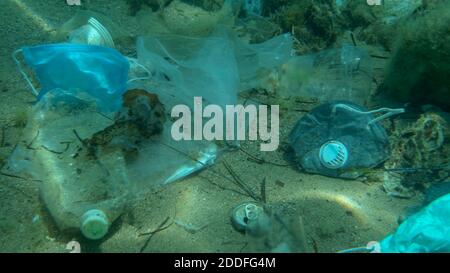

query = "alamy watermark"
[[367, 0, 382, 6], [66, 0, 81, 6], [171, 97, 279, 152]]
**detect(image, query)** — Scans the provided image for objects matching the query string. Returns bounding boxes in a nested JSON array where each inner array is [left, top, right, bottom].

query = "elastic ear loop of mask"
[[127, 57, 152, 84], [12, 49, 39, 97], [331, 103, 405, 127]]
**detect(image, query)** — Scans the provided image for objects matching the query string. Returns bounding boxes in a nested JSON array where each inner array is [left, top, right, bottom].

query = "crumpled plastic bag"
[[381, 194, 450, 253], [279, 45, 372, 106], [136, 28, 239, 109], [135, 27, 293, 108]]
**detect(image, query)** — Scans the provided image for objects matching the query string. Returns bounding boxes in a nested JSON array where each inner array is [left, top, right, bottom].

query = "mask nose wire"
[[12, 49, 39, 97], [331, 103, 405, 127]]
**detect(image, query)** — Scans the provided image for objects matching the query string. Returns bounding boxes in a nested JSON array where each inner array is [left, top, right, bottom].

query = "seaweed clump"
[[86, 89, 166, 159], [272, 0, 342, 53], [383, 112, 450, 198], [382, 0, 450, 111], [339, 1, 391, 49]]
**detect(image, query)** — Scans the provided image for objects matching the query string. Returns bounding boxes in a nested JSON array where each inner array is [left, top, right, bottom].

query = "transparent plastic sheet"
[[136, 28, 240, 109], [129, 28, 291, 192], [279, 45, 372, 106], [136, 26, 293, 103], [235, 32, 294, 92], [234, 15, 281, 43], [130, 28, 293, 183]]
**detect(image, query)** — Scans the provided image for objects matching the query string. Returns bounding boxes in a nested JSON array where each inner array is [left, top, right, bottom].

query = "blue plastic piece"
[[21, 43, 129, 111], [381, 194, 450, 253]]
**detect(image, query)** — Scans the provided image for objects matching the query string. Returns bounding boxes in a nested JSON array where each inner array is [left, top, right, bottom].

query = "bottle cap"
[[80, 209, 109, 240]]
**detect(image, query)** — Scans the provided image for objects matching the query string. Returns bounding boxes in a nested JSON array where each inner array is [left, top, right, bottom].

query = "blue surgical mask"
[[13, 43, 130, 111]]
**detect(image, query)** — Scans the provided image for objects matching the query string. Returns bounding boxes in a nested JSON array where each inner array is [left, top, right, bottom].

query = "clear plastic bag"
[[136, 28, 240, 108], [279, 45, 373, 106], [136, 27, 293, 105]]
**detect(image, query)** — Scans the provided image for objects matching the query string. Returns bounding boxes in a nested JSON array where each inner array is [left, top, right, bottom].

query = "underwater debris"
[[85, 89, 166, 158], [276, 45, 373, 105], [234, 14, 281, 43], [231, 202, 271, 237], [67, 17, 115, 48], [383, 112, 450, 198], [289, 102, 398, 179], [56, 10, 131, 49], [236, 203, 311, 253], [80, 209, 110, 240]]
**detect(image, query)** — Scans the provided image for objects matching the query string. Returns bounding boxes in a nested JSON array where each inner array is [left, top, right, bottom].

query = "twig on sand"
[[223, 160, 261, 202], [199, 174, 248, 197], [174, 220, 208, 234], [1, 126, 5, 147], [139, 217, 172, 253], [261, 177, 267, 204], [239, 147, 290, 167], [26, 130, 40, 150], [72, 129, 86, 146], [41, 142, 71, 155]]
